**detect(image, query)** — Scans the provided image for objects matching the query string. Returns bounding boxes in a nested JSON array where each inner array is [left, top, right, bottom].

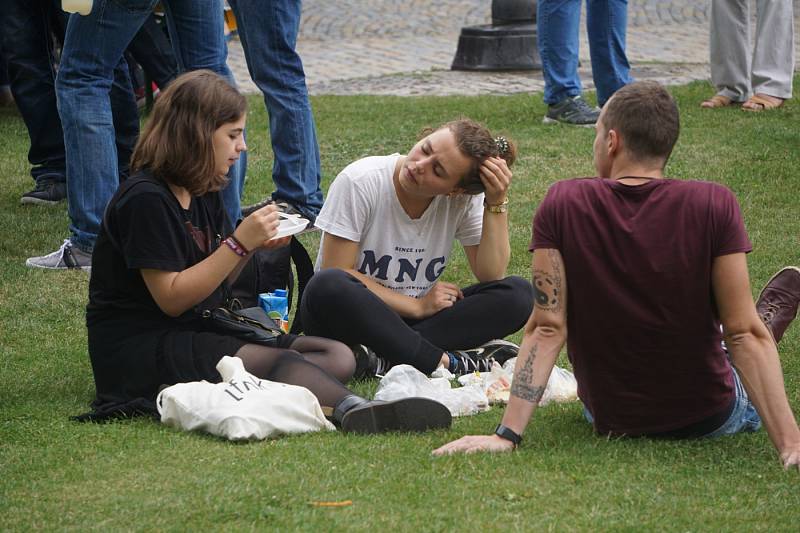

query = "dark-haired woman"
[[84, 70, 451, 434], [299, 119, 534, 377]]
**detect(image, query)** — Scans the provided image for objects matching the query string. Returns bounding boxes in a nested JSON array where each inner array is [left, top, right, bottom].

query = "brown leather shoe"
[[756, 267, 800, 343]]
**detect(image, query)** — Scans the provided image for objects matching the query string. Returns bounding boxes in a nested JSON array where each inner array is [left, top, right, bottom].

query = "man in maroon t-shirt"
[[435, 81, 800, 469]]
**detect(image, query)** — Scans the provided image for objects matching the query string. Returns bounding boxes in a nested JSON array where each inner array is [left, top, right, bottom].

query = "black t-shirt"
[[88, 172, 232, 329], [85, 172, 232, 407]]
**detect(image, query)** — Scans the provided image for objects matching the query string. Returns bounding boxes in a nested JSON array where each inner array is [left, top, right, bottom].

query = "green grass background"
[[1, 80, 799, 531]]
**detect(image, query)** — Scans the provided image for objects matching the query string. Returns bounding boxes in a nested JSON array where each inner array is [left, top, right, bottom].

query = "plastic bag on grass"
[[374, 364, 489, 417], [539, 365, 579, 406], [157, 356, 335, 441], [457, 361, 512, 404], [457, 357, 578, 406]]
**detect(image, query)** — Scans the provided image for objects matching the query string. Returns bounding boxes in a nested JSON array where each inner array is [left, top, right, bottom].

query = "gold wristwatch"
[[484, 197, 509, 213]]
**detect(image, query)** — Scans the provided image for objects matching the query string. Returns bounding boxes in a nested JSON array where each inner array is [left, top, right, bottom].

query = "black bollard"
[[451, 0, 540, 71]]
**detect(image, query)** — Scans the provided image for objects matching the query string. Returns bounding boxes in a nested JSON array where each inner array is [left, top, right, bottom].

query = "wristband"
[[222, 236, 249, 257], [494, 424, 522, 447], [484, 197, 508, 214], [227, 235, 250, 254]]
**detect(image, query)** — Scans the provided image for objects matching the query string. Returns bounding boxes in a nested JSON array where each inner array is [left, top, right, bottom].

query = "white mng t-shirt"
[[314, 154, 484, 298]]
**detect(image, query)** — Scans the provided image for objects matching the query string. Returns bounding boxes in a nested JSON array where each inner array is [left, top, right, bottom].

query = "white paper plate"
[[272, 213, 310, 239]]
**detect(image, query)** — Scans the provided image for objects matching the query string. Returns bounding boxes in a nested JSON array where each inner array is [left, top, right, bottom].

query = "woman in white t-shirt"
[[299, 119, 534, 376]]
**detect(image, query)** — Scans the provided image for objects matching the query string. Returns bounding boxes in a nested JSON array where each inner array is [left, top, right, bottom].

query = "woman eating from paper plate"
[[81, 70, 451, 434]]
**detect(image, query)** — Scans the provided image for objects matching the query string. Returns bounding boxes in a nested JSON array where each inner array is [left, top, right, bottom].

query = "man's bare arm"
[[712, 253, 800, 470], [501, 248, 568, 435], [433, 248, 567, 455]]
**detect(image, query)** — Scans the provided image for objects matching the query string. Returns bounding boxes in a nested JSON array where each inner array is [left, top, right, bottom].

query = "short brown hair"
[[131, 69, 247, 195], [602, 81, 679, 165], [422, 118, 517, 195]]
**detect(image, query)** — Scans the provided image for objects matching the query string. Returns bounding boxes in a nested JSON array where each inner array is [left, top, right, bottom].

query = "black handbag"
[[200, 261, 284, 345], [201, 303, 283, 345]]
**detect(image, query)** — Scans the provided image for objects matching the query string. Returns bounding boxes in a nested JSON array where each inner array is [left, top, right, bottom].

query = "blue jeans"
[[703, 367, 762, 438], [537, 0, 632, 106], [158, 0, 244, 225], [57, 0, 237, 252], [582, 367, 762, 438], [228, 0, 323, 220]]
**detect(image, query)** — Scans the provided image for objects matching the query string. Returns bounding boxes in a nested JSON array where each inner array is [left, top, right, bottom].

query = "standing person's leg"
[[0, 32, 12, 107], [39, 1, 149, 265], [537, 0, 599, 125], [163, 0, 245, 225], [0, 49, 8, 96], [1, 0, 67, 205], [747, 0, 794, 105], [298, 269, 448, 374], [537, 0, 582, 105], [707, 0, 750, 103], [110, 58, 141, 183], [409, 277, 533, 351], [585, 0, 632, 107], [127, 13, 179, 90], [229, 0, 323, 221]]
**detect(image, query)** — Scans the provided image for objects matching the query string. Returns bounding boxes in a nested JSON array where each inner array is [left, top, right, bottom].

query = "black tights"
[[234, 336, 356, 408]]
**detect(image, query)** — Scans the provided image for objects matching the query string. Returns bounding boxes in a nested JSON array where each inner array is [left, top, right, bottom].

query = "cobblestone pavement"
[[226, 0, 800, 96]]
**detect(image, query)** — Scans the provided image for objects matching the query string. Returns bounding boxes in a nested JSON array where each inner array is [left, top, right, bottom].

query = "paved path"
[[226, 0, 800, 96]]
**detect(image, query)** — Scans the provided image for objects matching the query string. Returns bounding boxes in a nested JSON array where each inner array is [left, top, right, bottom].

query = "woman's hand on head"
[[417, 281, 463, 318], [234, 204, 281, 251], [480, 156, 512, 206]]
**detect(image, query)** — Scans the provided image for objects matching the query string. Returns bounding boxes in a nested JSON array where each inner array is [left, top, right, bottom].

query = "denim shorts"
[[702, 367, 762, 438], [582, 367, 762, 438]]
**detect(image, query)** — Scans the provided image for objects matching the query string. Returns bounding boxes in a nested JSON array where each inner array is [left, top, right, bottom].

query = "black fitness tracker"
[[494, 424, 523, 447]]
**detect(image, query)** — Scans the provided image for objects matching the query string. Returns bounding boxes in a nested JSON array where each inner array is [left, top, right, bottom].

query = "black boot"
[[333, 394, 451, 435]]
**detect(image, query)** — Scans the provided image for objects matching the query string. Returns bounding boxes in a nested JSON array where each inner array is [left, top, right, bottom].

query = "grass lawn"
[[1, 79, 799, 531]]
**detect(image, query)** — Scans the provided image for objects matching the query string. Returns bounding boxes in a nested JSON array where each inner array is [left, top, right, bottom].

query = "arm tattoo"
[[510, 343, 546, 403], [532, 249, 563, 312]]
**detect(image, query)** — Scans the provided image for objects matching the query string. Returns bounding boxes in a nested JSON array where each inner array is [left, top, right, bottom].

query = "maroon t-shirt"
[[530, 178, 752, 436]]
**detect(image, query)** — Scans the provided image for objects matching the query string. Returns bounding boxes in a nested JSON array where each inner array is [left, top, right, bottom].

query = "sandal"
[[742, 93, 785, 112], [700, 95, 734, 109]]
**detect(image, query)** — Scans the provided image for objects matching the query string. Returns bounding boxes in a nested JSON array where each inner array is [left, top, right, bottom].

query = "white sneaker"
[[26, 240, 92, 271]]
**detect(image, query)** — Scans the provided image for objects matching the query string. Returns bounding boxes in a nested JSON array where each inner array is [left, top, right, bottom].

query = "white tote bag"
[[157, 356, 335, 441]]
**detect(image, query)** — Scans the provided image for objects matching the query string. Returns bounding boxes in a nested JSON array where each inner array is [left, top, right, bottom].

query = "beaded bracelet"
[[222, 236, 249, 257]]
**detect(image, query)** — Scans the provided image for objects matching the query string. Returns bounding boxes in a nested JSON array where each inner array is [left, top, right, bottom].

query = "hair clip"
[[494, 136, 509, 156]]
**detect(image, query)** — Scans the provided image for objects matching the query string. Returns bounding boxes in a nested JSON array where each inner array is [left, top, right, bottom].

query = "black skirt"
[[85, 321, 297, 419]]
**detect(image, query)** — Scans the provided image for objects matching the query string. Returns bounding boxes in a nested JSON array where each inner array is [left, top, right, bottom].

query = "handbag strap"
[[289, 236, 314, 334]]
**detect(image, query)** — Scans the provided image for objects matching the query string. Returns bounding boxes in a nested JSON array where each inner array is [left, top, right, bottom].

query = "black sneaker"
[[449, 339, 519, 375], [334, 394, 452, 434], [242, 197, 316, 225], [543, 95, 600, 126], [20, 180, 67, 206], [352, 344, 392, 379]]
